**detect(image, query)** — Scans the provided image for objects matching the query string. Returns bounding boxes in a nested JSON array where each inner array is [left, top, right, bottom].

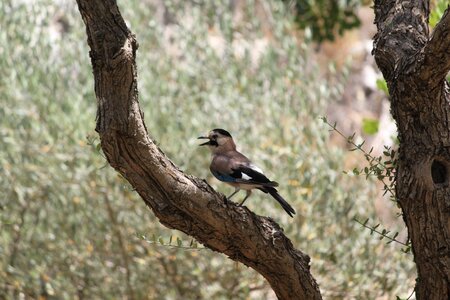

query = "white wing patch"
[[235, 163, 278, 187], [241, 173, 252, 180], [239, 164, 265, 181]]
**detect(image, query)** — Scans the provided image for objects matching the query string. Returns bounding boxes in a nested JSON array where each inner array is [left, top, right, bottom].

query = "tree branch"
[[420, 7, 450, 86], [75, 1, 322, 299], [373, 0, 429, 82], [373, 1, 450, 298]]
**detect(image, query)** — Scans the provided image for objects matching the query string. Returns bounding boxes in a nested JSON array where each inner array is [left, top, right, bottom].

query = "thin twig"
[[321, 117, 396, 199], [354, 218, 408, 246]]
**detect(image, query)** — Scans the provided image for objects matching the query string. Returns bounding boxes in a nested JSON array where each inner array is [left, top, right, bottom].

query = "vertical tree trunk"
[[373, 1, 450, 298]]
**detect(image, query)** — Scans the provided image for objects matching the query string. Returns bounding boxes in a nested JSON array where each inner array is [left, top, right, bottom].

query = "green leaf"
[[429, 0, 447, 28], [376, 78, 389, 95], [362, 118, 380, 135]]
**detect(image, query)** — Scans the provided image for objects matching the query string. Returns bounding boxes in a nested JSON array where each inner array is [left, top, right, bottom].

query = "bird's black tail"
[[263, 187, 295, 218]]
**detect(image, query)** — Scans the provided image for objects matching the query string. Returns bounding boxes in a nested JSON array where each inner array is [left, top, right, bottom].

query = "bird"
[[198, 128, 295, 217]]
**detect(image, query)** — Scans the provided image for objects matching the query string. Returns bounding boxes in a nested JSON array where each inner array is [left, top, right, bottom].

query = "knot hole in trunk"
[[431, 160, 448, 185]]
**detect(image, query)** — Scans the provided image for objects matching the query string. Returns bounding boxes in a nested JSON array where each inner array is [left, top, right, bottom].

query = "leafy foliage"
[[376, 78, 389, 95], [139, 234, 205, 251], [362, 118, 380, 135], [322, 117, 397, 202], [429, 0, 448, 28], [284, 0, 362, 43], [322, 117, 415, 297], [354, 218, 411, 252], [1, 0, 415, 299]]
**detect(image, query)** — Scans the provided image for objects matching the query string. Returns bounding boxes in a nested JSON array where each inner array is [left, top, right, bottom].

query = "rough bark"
[[373, 1, 450, 299], [75, 1, 322, 299]]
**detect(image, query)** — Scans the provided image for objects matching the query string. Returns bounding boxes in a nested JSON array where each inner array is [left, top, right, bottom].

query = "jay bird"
[[198, 128, 295, 217]]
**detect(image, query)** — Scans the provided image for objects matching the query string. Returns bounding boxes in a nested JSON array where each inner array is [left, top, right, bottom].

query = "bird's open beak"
[[198, 136, 211, 146]]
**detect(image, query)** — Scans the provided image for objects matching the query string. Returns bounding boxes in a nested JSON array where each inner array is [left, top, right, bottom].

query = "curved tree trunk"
[[373, 1, 450, 299], [75, 1, 322, 299]]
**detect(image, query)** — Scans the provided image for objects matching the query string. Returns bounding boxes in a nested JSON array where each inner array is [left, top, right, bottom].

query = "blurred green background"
[[0, 0, 418, 299]]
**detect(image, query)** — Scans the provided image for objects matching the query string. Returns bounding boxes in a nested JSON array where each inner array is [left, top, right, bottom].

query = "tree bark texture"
[[75, 1, 322, 299], [373, 1, 450, 299]]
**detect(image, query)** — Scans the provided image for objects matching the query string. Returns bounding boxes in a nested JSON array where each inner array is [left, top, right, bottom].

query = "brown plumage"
[[198, 129, 295, 217]]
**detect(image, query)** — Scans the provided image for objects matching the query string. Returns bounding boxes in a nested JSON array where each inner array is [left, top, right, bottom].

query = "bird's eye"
[[212, 134, 218, 139]]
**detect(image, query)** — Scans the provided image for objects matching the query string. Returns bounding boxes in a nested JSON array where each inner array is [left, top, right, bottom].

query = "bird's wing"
[[232, 163, 279, 187], [210, 151, 278, 187], [210, 154, 242, 183], [210, 168, 241, 183]]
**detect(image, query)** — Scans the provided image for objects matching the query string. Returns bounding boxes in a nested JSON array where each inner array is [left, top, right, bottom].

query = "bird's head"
[[198, 128, 236, 153]]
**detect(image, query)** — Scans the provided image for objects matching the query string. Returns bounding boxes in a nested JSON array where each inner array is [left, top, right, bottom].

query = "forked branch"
[[421, 7, 450, 85], [75, 1, 321, 299]]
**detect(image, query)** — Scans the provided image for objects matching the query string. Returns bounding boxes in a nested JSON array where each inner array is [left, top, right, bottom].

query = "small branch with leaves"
[[321, 116, 411, 252], [321, 116, 397, 201], [138, 234, 206, 251], [354, 217, 411, 253]]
